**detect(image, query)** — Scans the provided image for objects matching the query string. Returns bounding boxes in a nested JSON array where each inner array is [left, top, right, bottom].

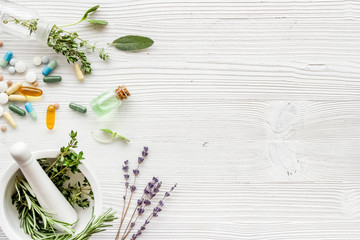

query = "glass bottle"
[[0, 0, 54, 45], [90, 85, 131, 117]]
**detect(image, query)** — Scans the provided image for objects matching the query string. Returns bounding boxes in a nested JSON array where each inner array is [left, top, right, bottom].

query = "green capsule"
[[69, 102, 87, 113], [43, 76, 62, 83], [8, 104, 26, 116]]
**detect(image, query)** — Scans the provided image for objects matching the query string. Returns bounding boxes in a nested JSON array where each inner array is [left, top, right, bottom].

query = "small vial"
[[73, 63, 84, 82], [25, 102, 37, 120], [0, 51, 13, 68], [8, 95, 27, 102], [6, 81, 22, 95], [3, 111, 16, 128], [69, 102, 87, 113], [9, 103, 26, 116], [90, 85, 130, 117], [43, 76, 62, 83], [46, 105, 56, 130], [18, 86, 43, 97], [42, 60, 57, 76]]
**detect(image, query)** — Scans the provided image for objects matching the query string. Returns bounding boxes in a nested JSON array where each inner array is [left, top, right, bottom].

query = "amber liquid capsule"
[[18, 86, 43, 97], [46, 105, 55, 130]]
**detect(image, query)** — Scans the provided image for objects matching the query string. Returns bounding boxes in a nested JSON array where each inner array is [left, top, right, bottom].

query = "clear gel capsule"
[[8, 103, 26, 116], [69, 102, 87, 113], [18, 86, 43, 97], [42, 60, 57, 76], [25, 102, 37, 120], [46, 104, 55, 129], [0, 51, 13, 68]]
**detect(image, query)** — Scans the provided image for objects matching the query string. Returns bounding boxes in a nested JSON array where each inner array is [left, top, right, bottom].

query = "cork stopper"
[[115, 85, 131, 100]]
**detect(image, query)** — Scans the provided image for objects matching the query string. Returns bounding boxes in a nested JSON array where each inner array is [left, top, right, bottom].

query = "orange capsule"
[[46, 105, 55, 130], [18, 86, 43, 97]]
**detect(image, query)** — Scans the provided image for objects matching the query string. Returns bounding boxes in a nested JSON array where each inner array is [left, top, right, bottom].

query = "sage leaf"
[[87, 19, 108, 25], [81, 5, 100, 21], [109, 35, 154, 51]]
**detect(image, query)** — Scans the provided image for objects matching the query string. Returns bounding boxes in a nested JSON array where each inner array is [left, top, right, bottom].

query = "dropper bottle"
[[0, 0, 54, 45], [90, 85, 131, 117]]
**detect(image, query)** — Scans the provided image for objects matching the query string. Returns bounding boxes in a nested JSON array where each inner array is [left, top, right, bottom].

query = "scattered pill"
[[0, 82, 7, 92], [0, 93, 9, 104], [0, 106, 3, 117], [33, 56, 42, 66], [32, 81, 39, 87], [9, 95, 27, 102], [0, 51, 13, 68], [18, 86, 43, 97], [6, 81, 22, 95], [3, 111, 16, 128], [41, 56, 49, 64], [7, 80, 12, 87], [26, 71, 37, 83], [0, 75, 3, 81], [43, 75, 62, 83], [15, 61, 27, 73], [46, 105, 56, 130], [8, 66, 15, 74], [9, 103, 26, 116], [0, 41, 3, 47], [9, 58, 17, 66], [73, 63, 84, 82], [1, 126, 6, 132], [69, 102, 87, 113], [25, 102, 37, 120], [54, 103, 60, 109], [42, 60, 57, 76]]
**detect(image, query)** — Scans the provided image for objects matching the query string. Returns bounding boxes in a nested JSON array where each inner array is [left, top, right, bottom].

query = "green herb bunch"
[[2, 5, 154, 75], [11, 131, 117, 240]]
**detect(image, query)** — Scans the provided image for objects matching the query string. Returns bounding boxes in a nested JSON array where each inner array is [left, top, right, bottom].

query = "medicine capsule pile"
[[46, 105, 56, 130]]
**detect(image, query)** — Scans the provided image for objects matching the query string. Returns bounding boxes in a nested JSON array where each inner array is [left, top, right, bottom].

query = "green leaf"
[[81, 5, 100, 21], [100, 129, 113, 135], [114, 133, 130, 142], [87, 19, 108, 25], [109, 35, 154, 51]]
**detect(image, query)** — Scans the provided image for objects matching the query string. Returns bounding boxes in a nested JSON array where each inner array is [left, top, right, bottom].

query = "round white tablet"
[[33, 56, 42, 66], [26, 71, 37, 83], [9, 58, 17, 66], [0, 93, 9, 104], [0, 82, 7, 92], [15, 61, 27, 73], [41, 56, 49, 64], [8, 66, 15, 74], [0, 106, 3, 117]]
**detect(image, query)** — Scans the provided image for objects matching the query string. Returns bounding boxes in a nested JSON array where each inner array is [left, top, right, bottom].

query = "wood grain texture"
[[1, 0, 360, 239]]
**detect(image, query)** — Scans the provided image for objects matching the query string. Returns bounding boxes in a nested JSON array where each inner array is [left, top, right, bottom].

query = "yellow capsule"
[[18, 86, 43, 97], [46, 105, 55, 130], [73, 63, 84, 82], [9, 95, 27, 101], [3, 111, 17, 128], [6, 81, 22, 95]]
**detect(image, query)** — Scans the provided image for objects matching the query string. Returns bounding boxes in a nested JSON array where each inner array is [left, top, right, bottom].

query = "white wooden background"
[[1, 0, 360, 239]]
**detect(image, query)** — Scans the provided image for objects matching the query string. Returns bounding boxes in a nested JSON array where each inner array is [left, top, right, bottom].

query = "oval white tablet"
[[15, 61, 27, 73], [0, 93, 9, 104], [26, 71, 37, 83]]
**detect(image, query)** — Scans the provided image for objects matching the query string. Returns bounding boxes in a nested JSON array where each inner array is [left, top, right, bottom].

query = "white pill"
[[0, 93, 9, 104], [26, 71, 37, 83], [9, 58, 17, 66], [0, 106, 3, 117], [0, 82, 7, 92], [15, 61, 27, 73], [41, 56, 49, 64], [8, 66, 15, 74], [33, 56, 42, 66]]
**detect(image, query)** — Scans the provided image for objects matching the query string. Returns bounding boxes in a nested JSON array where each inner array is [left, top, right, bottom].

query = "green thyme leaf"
[[87, 19, 108, 25], [81, 5, 100, 21], [109, 35, 154, 51]]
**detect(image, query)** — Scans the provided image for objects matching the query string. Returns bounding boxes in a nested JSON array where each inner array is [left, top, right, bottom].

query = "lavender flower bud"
[[137, 199, 143, 206], [131, 234, 136, 240], [142, 151, 148, 157], [153, 212, 158, 217], [159, 200, 164, 206], [133, 169, 140, 176], [137, 207, 145, 215], [141, 225, 146, 230], [144, 188, 150, 195], [124, 174, 130, 180], [144, 199, 151, 206], [165, 192, 170, 197], [145, 220, 150, 225], [122, 166, 129, 172], [152, 177, 159, 183], [131, 222, 136, 228], [124, 160, 129, 165], [138, 157, 144, 164], [125, 182, 129, 188], [130, 185, 136, 192], [144, 146, 148, 152], [148, 182, 154, 188]]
